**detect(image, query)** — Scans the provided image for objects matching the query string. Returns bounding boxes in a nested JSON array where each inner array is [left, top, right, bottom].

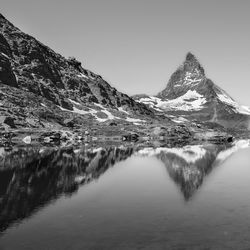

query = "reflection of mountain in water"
[[0, 146, 134, 232], [136, 140, 250, 200], [0, 140, 249, 233]]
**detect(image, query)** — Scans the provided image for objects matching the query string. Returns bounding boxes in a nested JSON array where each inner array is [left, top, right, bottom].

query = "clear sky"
[[1, 0, 250, 105]]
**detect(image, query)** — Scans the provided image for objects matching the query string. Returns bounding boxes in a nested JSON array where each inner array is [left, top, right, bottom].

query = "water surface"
[[0, 140, 250, 249]]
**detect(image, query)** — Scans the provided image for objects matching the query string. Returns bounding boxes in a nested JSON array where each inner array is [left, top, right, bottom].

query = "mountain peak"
[[157, 53, 206, 100], [184, 52, 204, 71], [182, 52, 205, 78], [185, 52, 198, 62]]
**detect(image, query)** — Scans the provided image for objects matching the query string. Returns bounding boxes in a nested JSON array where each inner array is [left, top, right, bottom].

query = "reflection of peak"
[[157, 145, 221, 200], [136, 144, 232, 200], [156, 141, 250, 200]]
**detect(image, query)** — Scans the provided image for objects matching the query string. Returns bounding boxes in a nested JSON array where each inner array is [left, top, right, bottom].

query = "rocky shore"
[[0, 121, 235, 149]]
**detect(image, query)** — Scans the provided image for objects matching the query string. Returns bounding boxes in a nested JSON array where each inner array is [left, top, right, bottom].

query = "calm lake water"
[[0, 140, 250, 250]]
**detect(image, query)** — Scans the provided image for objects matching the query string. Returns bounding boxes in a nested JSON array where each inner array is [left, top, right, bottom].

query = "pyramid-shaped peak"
[[183, 52, 205, 75], [185, 52, 199, 63]]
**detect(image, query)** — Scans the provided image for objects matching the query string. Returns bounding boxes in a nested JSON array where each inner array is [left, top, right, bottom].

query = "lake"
[[0, 140, 250, 250]]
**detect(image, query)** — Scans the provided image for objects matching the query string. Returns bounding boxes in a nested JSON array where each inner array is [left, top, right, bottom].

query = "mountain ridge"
[[0, 13, 157, 130]]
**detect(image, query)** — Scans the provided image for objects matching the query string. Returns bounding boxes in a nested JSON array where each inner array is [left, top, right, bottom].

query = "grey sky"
[[1, 0, 250, 105]]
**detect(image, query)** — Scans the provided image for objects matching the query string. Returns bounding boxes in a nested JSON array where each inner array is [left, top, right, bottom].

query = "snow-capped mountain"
[[134, 53, 250, 129]]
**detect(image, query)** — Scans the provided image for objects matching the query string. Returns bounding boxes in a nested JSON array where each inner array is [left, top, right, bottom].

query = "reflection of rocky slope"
[[134, 53, 250, 129], [136, 141, 250, 200], [1, 141, 249, 232], [0, 13, 154, 129], [0, 146, 134, 232]]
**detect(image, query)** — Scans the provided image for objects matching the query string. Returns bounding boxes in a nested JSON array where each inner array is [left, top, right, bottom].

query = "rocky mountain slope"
[[0, 13, 156, 130], [134, 53, 250, 129]]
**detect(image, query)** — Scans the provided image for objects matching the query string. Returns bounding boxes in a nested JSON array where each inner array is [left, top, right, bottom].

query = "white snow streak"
[[172, 117, 189, 124], [126, 117, 146, 123], [118, 107, 130, 115], [40, 103, 47, 108], [77, 73, 88, 79], [58, 102, 124, 122], [0, 52, 10, 59], [217, 93, 250, 115], [69, 99, 82, 106], [183, 71, 202, 86]]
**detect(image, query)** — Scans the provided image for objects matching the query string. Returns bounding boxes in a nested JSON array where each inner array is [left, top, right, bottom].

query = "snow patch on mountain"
[[59, 105, 92, 115], [40, 103, 47, 108], [72, 107, 92, 115], [183, 71, 203, 86], [117, 107, 129, 115], [94, 103, 118, 121], [68, 99, 82, 106], [137, 90, 207, 111], [58, 101, 146, 124], [217, 93, 250, 115], [163, 90, 206, 111], [59, 102, 122, 122], [172, 117, 189, 124], [136, 96, 164, 110], [126, 117, 146, 123], [77, 73, 88, 79], [1, 52, 10, 59]]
